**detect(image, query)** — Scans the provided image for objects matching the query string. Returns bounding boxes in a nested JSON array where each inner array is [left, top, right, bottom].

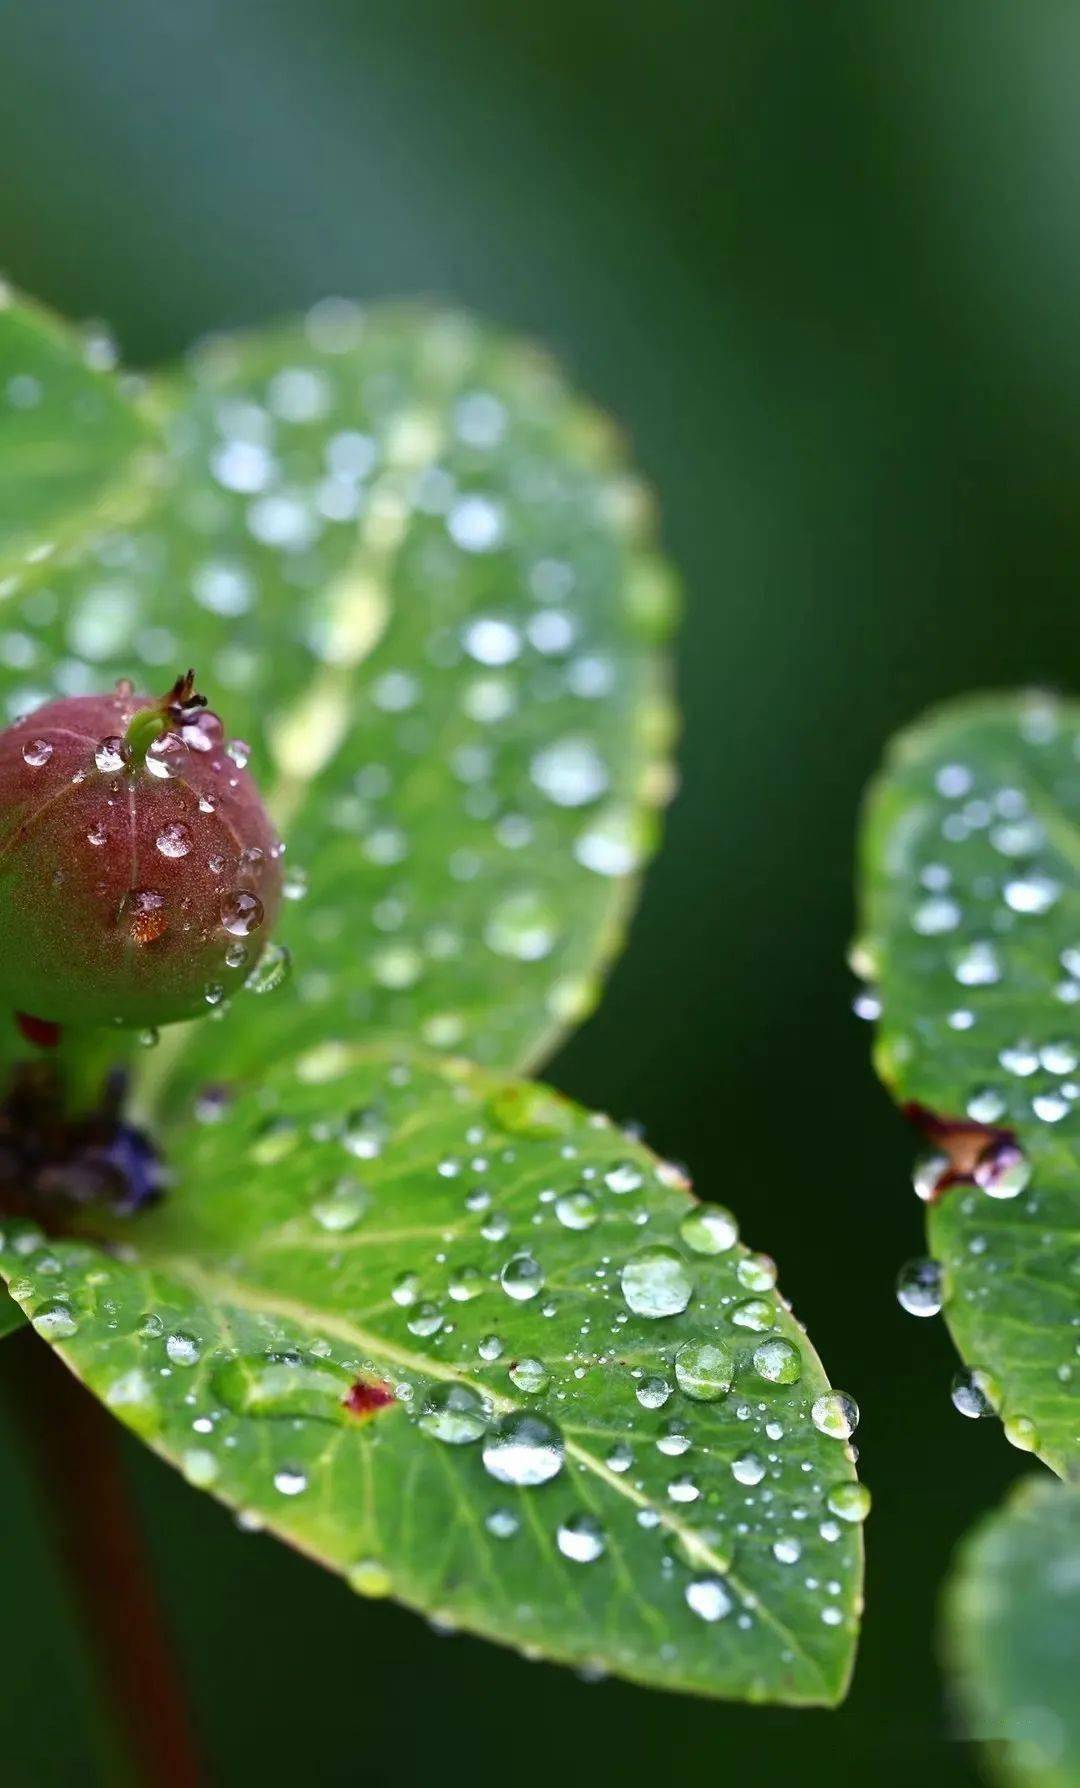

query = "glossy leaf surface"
[[0, 303, 676, 1102], [945, 1476, 1080, 1788], [0, 1046, 864, 1704], [858, 694, 1080, 1478], [0, 292, 153, 595]]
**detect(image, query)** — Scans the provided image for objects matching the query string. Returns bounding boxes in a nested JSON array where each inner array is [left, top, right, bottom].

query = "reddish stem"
[[4, 1330, 205, 1788]]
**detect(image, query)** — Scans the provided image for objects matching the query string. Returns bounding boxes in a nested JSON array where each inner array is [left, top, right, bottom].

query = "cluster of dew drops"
[[207, 1077, 867, 1635], [2, 1073, 869, 1644], [851, 724, 1080, 1456], [19, 681, 294, 1025], [2, 296, 672, 1054]]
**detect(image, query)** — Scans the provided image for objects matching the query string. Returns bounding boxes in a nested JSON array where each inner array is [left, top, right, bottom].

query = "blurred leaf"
[[944, 1476, 1080, 1788], [0, 290, 154, 595], [0, 1044, 864, 1705], [858, 693, 1080, 1478], [0, 1286, 25, 1339], [0, 303, 676, 1102]]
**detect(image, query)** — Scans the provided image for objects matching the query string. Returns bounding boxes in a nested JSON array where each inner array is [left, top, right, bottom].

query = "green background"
[[0, 2, 1075, 1782]]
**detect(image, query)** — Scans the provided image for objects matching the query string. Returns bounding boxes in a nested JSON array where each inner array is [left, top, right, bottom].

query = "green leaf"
[[857, 693, 1080, 1478], [0, 290, 154, 595], [0, 303, 676, 1100], [0, 1045, 864, 1705], [944, 1476, 1080, 1788], [0, 1285, 26, 1340]]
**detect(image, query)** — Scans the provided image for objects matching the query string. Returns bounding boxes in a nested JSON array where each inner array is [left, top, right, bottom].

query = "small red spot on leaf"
[[16, 1012, 61, 1049], [343, 1379, 395, 1419]]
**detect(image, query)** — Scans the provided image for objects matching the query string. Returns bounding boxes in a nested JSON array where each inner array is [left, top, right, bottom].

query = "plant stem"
[[4, 1330, 205, 1788]]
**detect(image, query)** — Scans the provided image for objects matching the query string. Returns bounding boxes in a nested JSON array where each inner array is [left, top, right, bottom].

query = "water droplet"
[[811, 1391, 859, 1440], [674, 1339, 734, 1401], [418, 1383, 488, 1445], [732, 1298, 775, 1333], [773, 1537, 802, 1565], [311, 1176, 370, 1232], [621, 1246, 693, 1318], [752, 1337, 802, 1384], [636, 1375, 671, 1409], [485, 890, 559, 961], [973, 1141, 1031, 1200], [685, 1576, 733, 1622], [678, 1205, 738, 1254], [342, 1106, 387, 1159], [245, 942, 292, 995], [95, 736, 129, 774], [667, 1473, 701, 1503], [348, 1559, 392, 1597], [22, 738, 53, 768], [1003, 1413, 1039, 1453], [448, 1265, 486, 1303], [156, 822, 193, 859], [406, 1303, 444, 1338], [485, 1508, 519, 1539], [896, 1257, 944, 1317], [500, 1253, 544, 1301], [825, 1482, 871, 1524], [31, 1298, 77, 1339], [508, 1357, 549, 1393], [556, 1513, 606, 1563], [604, 1161, 644, 1195], [951, 1366, 1000, 1419], [732, 1451, 766, 1486], [391, 1271, 420, 1307], [220, 890, 264, 937], [166, 1332, 201, 1367], [737, 1252, 777, 1292], [554, 1189, 599, 1230], [145, 733, 188, 780], [482, 1413, 564, 1486], [273, 1467, 308, 1497]]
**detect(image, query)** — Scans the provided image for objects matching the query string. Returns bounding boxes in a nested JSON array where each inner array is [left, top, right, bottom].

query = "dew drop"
[[155, 822, 193, 859], [273, 1468, 308, 1497], [95, 736, 129, 774], [220, 890, 265, 937], [482, 1413, 564, 1486], [825, 1482, 872, 1524], [500, 1252, 545, 1301], [621, 1246, 692, 1319], [951, 1366, 1000, 1419], [685, 1576, 733, 1622], [674, 1339, 734, 1401], [752, 1337, 802, 1384], [811, 1391, 859, 1439], [556, 1513, 605, 1563], [678, 1205, 738, 1254], [418, 1383, 488, 1445], [22, 738, 53, 768], [896, 1257, 944, 1317], [508, 1357, 549, 1394]]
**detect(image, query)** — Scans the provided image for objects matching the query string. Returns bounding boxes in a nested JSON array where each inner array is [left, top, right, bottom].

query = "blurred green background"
[[0, 1, 1076, 1782]]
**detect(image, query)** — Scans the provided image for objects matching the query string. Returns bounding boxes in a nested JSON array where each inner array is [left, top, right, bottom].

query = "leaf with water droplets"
[[0, 302, 675, 1096], [944, 1476, 1080, 1788], [0, 290, 155, 595], [858, 693, 1080, 1478], [0, 1045, 864, 1704]]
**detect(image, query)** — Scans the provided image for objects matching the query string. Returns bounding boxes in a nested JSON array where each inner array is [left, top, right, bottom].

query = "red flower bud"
[[0, 672, 282, 1030]]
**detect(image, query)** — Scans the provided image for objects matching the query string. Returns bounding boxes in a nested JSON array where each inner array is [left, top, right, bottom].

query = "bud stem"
[[122, 706, 167, 768]]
